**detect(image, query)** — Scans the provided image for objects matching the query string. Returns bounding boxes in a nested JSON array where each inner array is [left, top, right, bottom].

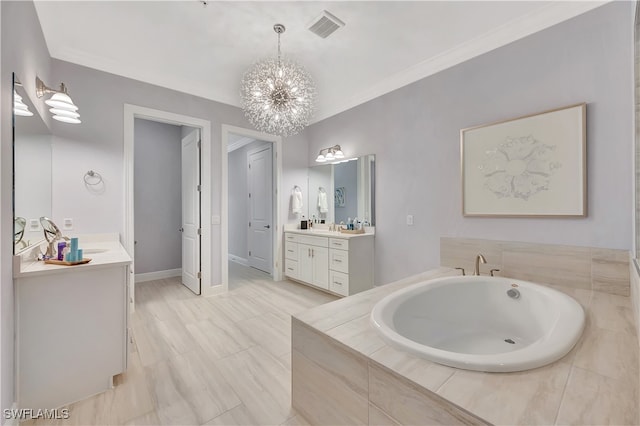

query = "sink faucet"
[[473, 254, 487, 276]]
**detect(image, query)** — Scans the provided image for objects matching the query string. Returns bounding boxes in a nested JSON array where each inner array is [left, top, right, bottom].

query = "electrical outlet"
[[29, 219, 40, 230], [63, 218, 73, 230], [406, 215, 414, 226], [212, 215, 221, 225]]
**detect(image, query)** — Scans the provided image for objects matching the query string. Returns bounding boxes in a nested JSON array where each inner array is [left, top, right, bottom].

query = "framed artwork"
[[461, 103, 586, 217], [335, 187, 346, 207]]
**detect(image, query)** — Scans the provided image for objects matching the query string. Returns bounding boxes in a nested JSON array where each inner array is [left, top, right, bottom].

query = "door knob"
[[264, 225, 270, 229], [179, 227, 184, 232]]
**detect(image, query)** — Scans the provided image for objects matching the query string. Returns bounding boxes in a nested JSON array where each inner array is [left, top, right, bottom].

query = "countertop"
[[285, 227, 374, 239], [294, 267, 639, 425], [14, 233, 132, 278]]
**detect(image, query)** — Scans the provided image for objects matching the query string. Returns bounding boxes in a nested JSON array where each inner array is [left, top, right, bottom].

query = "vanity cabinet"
[[14, 235, 131, 410], [284, 231, 374, 296]]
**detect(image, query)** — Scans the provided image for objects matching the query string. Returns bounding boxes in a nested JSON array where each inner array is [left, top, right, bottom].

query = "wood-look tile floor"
[[24, 263, 337, 425]]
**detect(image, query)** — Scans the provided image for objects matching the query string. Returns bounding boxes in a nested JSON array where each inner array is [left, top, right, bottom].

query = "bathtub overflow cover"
[[504, 338, 516, 344]]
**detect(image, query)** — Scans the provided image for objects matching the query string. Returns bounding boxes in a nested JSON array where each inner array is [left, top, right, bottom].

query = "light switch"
[[212, 215, 221, 225], [29, 219, 40, 230], [406, 215, 414, 226], [63, 218, 73, 230]]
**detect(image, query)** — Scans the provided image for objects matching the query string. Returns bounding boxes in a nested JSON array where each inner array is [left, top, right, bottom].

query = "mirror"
[[13, 73, 53, 253], [308, 154, 376, 225]]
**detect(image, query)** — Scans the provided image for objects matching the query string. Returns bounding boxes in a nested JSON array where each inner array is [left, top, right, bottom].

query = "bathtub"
[[370, 275, 585, 372]]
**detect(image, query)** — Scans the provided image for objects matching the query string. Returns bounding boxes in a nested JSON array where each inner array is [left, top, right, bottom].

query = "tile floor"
[[25, 262, 337, 425]]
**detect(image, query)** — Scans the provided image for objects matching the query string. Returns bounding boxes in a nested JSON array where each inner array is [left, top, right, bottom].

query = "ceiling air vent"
[[308, 10, 345, 39]]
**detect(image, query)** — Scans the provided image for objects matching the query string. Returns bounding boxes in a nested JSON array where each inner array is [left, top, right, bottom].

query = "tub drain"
[[504, 338, 516, 344]]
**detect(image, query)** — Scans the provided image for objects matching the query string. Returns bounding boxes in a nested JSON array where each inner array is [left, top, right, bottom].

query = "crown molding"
[[310, 1, 609, 124]]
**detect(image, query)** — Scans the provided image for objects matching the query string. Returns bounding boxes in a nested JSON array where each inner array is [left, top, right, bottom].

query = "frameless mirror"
[[13, 73, 53, 254], [308, 154, 376, 225]]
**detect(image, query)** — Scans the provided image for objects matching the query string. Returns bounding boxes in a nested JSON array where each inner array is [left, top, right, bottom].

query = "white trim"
[[124, 104, 214, 310], [221, 124, 283, 293], [228, 254, 249, 267], [135, 268, 182, 283], [311, 1, 609, 123], [227, 136, 256, 153]]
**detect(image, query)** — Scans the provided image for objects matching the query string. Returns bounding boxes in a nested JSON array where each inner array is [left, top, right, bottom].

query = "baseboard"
[[228, 254, 249, 267], [135, 268, 181, 283]]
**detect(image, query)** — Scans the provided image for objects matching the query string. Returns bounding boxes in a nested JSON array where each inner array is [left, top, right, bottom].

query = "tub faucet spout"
[[473, 254, 487, 276]]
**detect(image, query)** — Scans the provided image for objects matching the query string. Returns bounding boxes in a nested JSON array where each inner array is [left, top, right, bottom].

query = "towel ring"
[[84, 170, 103, 185]]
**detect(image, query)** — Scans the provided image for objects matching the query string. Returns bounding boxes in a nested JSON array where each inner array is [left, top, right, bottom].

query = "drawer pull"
[[287, 268, 294, 271], [333, 259, 342, 263], [287, 249, 294, 253], [333, 281, 342, 285]]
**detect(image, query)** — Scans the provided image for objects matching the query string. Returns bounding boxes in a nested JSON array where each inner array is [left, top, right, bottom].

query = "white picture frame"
[[461, 103, 586, 217]]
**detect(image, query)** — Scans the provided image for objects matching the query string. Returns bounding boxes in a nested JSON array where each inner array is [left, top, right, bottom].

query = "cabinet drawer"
[[285, 241, 298, 260], [285, 259, 298, 279], [297, 235, 328, 248], [329, 270, 349, 296], [329, 238, 349, 251], [329, 249, 349, 273], [285, 233, 299, 243]]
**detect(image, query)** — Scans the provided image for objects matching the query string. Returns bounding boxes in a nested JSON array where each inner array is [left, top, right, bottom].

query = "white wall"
[[306, 2, 635, 285], [133, 119, 182, 274]]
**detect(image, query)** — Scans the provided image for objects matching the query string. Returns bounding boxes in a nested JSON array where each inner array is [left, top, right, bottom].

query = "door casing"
[[221, 124, 283, 291], [124, 104, 215, 313]]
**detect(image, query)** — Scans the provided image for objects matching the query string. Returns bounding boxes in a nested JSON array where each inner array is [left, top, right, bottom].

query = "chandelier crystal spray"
[[241, 24, 316, 137]]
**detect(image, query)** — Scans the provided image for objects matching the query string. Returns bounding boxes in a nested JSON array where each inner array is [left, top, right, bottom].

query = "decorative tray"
[[339, 228, 365, 235], [44, 258, 92, 266]]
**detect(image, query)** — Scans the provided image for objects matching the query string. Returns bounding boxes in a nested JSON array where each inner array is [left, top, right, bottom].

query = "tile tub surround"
[[292, 268, 639, 425], [441, 237, 631, 296]]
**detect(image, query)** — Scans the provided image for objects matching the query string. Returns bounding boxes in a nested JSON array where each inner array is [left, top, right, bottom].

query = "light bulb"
[[315, 154, 326, 163]]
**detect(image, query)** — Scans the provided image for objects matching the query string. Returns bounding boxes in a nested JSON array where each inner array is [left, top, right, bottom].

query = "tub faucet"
[[473, 254, 487, 276]]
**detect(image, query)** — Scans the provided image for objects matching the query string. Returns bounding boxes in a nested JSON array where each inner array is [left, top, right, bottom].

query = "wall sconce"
[[13, 91, 33, 117], [315, 144, 344, 163], [35, 76, 81, 124], [14, 79, 33, 117]]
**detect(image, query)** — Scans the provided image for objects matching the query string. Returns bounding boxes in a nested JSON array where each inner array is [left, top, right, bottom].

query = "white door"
[[247, 145, 273, 274], [181, 129, 201, 294]]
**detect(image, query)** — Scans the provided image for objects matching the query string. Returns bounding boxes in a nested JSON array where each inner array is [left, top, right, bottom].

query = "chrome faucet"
[[473, 254, 487, 276]]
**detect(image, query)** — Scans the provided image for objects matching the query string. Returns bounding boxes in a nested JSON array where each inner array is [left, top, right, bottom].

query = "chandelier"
[[241, 24, 316, 137]]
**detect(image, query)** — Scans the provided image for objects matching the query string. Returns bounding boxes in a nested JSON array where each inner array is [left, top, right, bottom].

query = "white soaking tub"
[[370, 275, 585, 372]]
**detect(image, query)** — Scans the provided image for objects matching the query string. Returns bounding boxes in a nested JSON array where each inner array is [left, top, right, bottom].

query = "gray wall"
[[228, 139, 270, 260], [134, 119, 182, 274], [333, 161, 358, 224], [1, 1, 52, 413], [306, 2, 635, 285], [47, 59, 251, 291]]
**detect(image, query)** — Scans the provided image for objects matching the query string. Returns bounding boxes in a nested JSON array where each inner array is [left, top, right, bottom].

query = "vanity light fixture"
[[13, 91, 33, 117], [35, 76, 81, 124], [315, 144, 345, 163]]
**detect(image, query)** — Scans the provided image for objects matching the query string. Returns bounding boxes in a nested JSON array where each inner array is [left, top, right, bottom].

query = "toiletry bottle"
[[347, 217, 351, 230], [353, 217, 358, 230]]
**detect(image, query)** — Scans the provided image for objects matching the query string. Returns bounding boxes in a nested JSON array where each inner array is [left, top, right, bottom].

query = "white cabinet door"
[[298, 244, 314, 284], [311, 246, 329, 290], [296, 243, 328, 290]]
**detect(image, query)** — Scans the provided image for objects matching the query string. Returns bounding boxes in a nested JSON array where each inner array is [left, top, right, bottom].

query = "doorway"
[[133, 119, 201, 295], [227, 137, 274, 274], [221, 125, 283, 288], [124, 105, 213, 312]]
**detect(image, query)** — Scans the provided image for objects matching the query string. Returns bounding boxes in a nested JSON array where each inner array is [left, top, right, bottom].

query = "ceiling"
[[34, 1, 606, 123]]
